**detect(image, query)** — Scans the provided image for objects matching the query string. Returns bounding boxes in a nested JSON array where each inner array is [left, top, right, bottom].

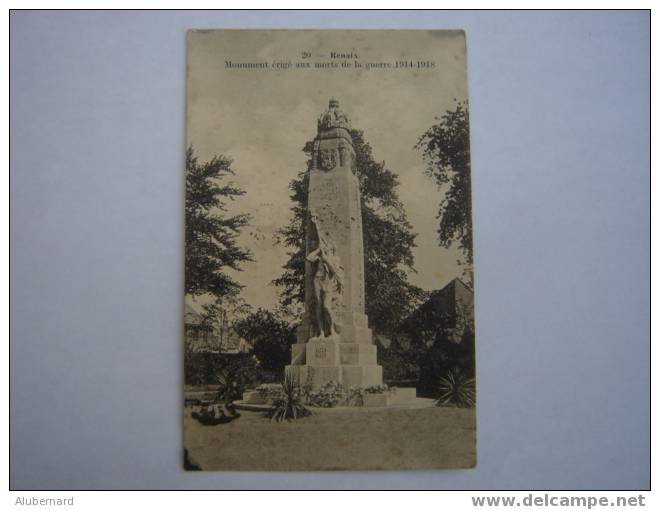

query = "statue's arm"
[[306, 248, 320, 262]]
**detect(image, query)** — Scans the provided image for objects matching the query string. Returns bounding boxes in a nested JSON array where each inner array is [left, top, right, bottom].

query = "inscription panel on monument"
[[307, 340, 339, 366], [318, 179, 339, 201]]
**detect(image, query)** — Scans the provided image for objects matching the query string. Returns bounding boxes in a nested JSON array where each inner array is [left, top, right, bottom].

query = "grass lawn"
[[184, 405, 476, 471]]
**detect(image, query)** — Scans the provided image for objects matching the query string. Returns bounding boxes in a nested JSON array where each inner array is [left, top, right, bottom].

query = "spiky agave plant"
[[213, 370, 240, 403], [435, 370, 476, 408], [268, 372, 312, 422]]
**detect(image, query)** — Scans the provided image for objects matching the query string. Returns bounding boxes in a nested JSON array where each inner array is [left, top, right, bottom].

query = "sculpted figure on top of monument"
[[317, 98, 351, 132], [307, 210, 344, 339]]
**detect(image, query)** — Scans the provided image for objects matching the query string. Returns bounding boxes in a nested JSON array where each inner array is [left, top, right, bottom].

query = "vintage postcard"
[[184, 30, 475, 470]]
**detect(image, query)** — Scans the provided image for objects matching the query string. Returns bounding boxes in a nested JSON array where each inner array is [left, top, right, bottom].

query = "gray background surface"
[[10, 10, 650, 489]]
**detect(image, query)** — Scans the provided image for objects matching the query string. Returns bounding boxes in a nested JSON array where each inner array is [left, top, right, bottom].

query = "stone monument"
[[286, 99, 383, 390]]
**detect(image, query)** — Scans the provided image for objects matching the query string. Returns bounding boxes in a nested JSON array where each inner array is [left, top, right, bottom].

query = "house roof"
[[404, 277, 473, 327]]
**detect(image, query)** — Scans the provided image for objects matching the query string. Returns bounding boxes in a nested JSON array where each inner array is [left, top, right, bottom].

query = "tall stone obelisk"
[[286, 99, 383, 390]]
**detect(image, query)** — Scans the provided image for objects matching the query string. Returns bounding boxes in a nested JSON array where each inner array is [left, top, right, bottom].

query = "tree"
[[415, 101, 473, 282], [185, 146, 253, 298], [197, 295, 252, 351], [401, 283, 476, 392], [274, 129, 424, 335], [233, 309, 296, 373]]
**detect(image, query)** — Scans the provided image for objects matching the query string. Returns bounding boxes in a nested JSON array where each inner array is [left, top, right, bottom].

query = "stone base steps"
[[232, 401, 272, 412], [231, 396, 434, 413], [363, 387, 417, 407]]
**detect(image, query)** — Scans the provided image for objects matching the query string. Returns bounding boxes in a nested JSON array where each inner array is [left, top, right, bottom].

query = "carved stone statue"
[[317, 98, 351, 132], [307, 210, 344, 339]]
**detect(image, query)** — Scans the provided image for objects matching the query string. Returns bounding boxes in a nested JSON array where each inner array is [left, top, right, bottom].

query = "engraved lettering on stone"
[[319, 180, 339, 201]]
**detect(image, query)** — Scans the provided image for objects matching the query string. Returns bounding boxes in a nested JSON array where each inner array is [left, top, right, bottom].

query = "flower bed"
[[303, 382, 392, 408], [243, 382, 395, 408]]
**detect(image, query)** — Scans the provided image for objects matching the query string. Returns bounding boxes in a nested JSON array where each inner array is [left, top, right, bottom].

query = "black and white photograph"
[[184, 30, 476, 470]]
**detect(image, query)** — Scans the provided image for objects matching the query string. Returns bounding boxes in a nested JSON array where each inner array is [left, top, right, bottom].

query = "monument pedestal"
[[286, 326, 383, 389], [286, 360, 383, 390]]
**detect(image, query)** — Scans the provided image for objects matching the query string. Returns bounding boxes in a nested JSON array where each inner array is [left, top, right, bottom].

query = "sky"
[[187, 30, 469, 310]]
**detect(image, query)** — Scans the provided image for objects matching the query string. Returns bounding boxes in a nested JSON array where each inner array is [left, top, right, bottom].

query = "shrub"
[[303, 381, 344, 408], [379, 344, 421, 384], [214, 372, 242, 403], [346, 387, 365, 406], [435, 370, 475, 408], [234, 309, 296, 373], [184, 352, 259, 387], [417, 331, 476, 395], [364, 384, 389, 394], [268, 372, 311, 422]]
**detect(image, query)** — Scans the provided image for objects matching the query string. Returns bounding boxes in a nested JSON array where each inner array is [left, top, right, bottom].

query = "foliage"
[[214, 370, 244, 403], [274, 130, 424, 334], [435, 370, 476, 408], [233, 309, 297, 374], [415, 101, 473, 281], [206, 296, 252, 350], [344, 384, 392, 406], [184, 352, 259, 388], [253, 381, 393, 409], [400, 282, 476, 393], [300, 383, 391, 407], [185, 296, 253, 355], [272, 159, 310, 308], [185, 146, 253, 298], [379, 335, 423, 384], [303, 381, 344, 408], [364, 384, 389, 394], [268, 372, 312, 422], [413, 332, 474, 395], [191, 404, 240, 426], [346, 387, 366, 407]]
